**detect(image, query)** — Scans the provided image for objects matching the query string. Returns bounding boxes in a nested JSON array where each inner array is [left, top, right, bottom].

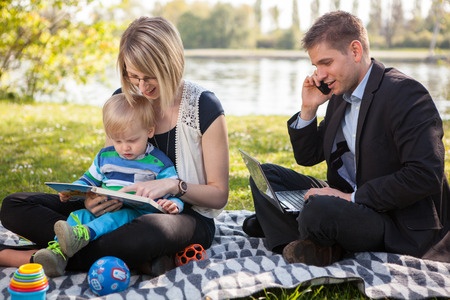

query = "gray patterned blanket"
[[1, 210, 450, 299]]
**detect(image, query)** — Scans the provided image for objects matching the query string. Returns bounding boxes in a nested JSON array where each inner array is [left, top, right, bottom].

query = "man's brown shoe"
[[282, 239, 343, 267]]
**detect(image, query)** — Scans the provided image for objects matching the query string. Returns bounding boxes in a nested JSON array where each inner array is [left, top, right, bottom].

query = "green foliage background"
[[2, 0, 450, 101], [1, 0, 121, 100]]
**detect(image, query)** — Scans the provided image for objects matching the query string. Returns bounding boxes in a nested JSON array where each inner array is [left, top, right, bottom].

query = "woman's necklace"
[[153, 130, 170, 155], [153, 107, 174, 156], [153, 84, 182, 156]]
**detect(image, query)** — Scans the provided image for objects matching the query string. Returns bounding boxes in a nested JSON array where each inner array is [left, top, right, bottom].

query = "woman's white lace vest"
[[175, 80, 223, 218]]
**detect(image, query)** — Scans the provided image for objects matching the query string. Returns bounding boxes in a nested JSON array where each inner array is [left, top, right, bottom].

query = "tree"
[[292, 0, 300, 32], [205, 3, 253, 48], [176, 2, 254, 49], [152, 0, 190, 25], [177, 12, 206, 49], [330, 0, 341, 11], [384, 0, 404, 48], [366, 0, 383, 47], [311, 0, 320, 23], [402, 0, 429, 48], [268, 5, 280, 31], [254, 0, 262, 35], [0, 0, 119, 101], [408, 0, 424, 31], [291, 0, 301, 46], [352, 0, 359, 15], [428, 0, 445, 55]]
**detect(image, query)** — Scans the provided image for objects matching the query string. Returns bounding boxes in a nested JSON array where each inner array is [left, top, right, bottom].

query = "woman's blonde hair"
[[103, 94, 155, 138], [117, 16, 185, 112]]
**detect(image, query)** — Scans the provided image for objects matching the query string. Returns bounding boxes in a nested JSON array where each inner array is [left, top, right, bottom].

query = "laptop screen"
[[240, 150, 275, 199]]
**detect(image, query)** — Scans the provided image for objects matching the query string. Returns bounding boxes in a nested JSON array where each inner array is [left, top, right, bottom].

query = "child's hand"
[[59, 192, 72, 202], [157, 199, 180, 214], [84, 192, 122, 217]]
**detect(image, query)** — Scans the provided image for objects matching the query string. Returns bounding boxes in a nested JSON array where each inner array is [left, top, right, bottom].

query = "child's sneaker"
[[33, 241, 67, 277], [54, 217, 90, 258]]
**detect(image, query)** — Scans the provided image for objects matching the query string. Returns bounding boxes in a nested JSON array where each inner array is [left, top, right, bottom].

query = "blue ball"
[[88, 256, 131, 296]]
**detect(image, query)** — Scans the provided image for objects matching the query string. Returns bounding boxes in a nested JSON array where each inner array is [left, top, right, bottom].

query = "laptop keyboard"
[[276, 190, 306, 211]]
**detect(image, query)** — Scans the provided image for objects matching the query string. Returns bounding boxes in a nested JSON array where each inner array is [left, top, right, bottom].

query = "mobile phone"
[[316, 81, 331, 95]]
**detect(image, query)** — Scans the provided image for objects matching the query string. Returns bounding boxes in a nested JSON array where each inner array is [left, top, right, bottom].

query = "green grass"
[[1, 101, 449, 299]]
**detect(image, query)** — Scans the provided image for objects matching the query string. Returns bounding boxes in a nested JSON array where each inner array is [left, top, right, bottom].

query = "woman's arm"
[[178, 115, 229, 209]]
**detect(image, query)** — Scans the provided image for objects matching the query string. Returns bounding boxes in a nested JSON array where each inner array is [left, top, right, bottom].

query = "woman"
[[0, 16, 229, 275]]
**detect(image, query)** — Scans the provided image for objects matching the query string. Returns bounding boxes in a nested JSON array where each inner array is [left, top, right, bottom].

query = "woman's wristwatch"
[[174, 179, 187, 198]]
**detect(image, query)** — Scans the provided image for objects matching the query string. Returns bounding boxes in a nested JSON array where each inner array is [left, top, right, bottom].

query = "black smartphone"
[[316, 81, 331, 95]]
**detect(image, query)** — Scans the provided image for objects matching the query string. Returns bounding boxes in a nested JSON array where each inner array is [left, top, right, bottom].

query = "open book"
[[45, 182, 165, 214]]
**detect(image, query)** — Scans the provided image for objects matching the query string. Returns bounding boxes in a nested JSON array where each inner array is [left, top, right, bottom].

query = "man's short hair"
[[302, 11, 370, 55]]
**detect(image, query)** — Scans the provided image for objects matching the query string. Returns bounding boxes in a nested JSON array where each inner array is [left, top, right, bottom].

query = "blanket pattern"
[[1, 210, 449, 299]]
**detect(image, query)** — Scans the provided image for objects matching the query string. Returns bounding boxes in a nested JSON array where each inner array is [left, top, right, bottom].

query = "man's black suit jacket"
[[288, 59, 450, 261]]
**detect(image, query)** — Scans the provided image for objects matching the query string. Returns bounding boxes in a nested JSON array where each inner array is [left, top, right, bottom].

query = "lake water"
[[51, 57, 450, 119]]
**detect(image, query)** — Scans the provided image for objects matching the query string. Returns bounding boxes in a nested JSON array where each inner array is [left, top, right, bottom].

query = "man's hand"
[[300, 74, 331, 121], [305, 187, 351, 202]]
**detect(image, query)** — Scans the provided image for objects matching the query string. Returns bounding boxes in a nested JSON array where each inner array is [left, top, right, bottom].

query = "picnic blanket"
[[1, 209, 450, 299]]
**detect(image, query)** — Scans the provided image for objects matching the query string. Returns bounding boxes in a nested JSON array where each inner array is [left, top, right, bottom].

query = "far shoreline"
[[184, 48, 450, 63]]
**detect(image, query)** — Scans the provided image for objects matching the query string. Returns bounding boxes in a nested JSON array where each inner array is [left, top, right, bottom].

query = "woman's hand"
[[120, 179, 178, 200], [157, 199, 179, 214], [84, 192, 123, 217]]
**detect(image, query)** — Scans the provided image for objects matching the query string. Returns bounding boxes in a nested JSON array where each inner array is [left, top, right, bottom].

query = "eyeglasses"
[[126, 75, 154, 86]]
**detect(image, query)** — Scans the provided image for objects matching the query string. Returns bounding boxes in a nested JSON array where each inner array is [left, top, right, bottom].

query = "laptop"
[[239, 149, 307, 214]]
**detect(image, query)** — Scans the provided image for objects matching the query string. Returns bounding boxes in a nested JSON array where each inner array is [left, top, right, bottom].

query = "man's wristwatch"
[[174, 179, 187, 198]]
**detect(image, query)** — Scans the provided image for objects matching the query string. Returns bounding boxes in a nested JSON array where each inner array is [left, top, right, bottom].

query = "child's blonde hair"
[[103, 93, 155, 138]]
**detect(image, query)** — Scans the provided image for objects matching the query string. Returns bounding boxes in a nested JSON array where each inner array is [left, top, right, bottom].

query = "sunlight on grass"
[[0, 102, 105, 198]]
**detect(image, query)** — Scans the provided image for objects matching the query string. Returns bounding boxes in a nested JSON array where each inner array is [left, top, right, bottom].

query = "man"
[[243, 11, 450, 266]]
